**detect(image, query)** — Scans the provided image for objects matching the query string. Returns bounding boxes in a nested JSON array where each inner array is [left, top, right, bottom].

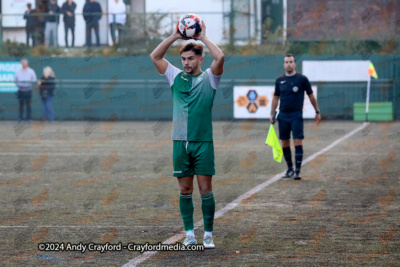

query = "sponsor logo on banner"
[[233, 86, 317, 119], [0, 62, 20, 92]]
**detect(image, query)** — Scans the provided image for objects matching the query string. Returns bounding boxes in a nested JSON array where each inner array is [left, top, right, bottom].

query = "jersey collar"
[[285, 72, 296, 77], [186, 70, 204, 77]]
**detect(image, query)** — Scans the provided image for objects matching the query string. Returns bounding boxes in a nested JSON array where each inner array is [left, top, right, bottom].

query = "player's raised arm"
[[194, 21, 224, 76], [150, 22, 186, 74]]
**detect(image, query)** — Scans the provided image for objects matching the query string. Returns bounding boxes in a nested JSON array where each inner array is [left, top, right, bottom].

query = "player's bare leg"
[[282, 139, 290, 148], [197, 175, 212, 195], [197, 175, 215, 248], [177, 176, 194, 194]]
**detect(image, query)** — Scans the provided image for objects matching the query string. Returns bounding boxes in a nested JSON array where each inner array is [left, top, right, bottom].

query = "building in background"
[[3, 0, 398, 48], [145, 0, 261, 45], [1, 0, 261, 47]]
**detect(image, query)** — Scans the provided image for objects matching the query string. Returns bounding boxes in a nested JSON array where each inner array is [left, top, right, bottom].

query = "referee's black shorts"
[[277, 111, 304, 140]]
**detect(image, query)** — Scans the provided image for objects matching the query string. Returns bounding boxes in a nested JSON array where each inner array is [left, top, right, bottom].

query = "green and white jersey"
[[161, 63, 222, 141]]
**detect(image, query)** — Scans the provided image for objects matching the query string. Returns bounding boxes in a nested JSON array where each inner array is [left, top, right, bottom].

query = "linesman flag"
[[367, 62, 378, 79], [265, 125, 282, 162]]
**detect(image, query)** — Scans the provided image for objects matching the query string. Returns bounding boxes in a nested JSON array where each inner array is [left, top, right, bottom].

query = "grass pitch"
[[0, 120, 399, 266]]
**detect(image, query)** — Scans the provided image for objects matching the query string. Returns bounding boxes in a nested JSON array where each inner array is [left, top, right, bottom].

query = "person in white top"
[[14, 59, 37, 123], [108, 0, 126, 46]]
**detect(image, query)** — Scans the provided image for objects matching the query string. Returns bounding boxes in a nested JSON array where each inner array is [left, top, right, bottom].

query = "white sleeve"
[[206, 69, 222, 90], [160, 63, 182, 86]]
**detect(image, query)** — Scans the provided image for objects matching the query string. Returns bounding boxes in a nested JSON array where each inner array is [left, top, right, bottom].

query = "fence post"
[[56, 13, 59, 48], [59, 78, 62, 121], [394, 59, 398, 119], [113, 14, 116, 45], [253, 0, 258, 40], [397, 37, 400, 119], [229, 0, 235, 46], [247, 0, 250, 40]]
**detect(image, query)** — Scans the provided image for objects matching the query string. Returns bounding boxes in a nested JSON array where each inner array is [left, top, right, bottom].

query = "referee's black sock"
[[282, 147, 293, 170], [295, 145, 303, 171]]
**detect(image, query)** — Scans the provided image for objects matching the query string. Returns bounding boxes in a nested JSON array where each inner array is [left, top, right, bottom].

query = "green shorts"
[[172, 141, 215, 177]]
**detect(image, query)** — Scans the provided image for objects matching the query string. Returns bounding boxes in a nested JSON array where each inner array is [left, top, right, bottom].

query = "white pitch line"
[[123, 122, 369, 267], [301, 122, 369, 165]]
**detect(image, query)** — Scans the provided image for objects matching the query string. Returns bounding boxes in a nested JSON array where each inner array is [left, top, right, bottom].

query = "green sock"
[[179, 193, 194, 231], [201, 192, 215, 232]]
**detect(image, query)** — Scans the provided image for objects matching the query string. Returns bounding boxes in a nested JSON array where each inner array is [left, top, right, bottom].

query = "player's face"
[[284, 57, 296, 74], [181, 51, 203, 75]]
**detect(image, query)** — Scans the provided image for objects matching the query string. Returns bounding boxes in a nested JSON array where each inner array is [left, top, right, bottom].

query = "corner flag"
[[367, 62, 378, 79], [265, 125, 282, 162], [365, 62, 378, 121]]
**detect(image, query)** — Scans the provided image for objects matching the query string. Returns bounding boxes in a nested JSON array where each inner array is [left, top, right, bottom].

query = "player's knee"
[[282, 140, 290, 147], [180, 186, 193, 194], [179, 184, 193, 194], [199, 187, 212, 195], [199, 189, 212, 195], [180, 188, 193, 194], [294, 139, 302, 146]]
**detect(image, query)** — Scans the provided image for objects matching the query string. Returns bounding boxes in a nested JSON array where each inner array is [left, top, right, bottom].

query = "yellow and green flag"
[[367, 62, 378, 79], [265, 125, 282, 162]]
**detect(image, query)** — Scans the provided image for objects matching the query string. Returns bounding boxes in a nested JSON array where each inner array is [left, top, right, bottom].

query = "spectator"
[[38, 67, 56, 122], [34, 3, 47, 45], [45, 0, 60, 47], [83, 0, 102, 47], [14, 59, 37, 123], [61, 0, 77, 47], [23, 3, 37, 46], [108, 0, 126, 46]]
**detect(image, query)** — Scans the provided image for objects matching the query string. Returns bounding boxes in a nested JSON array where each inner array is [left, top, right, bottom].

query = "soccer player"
[[150, 21, 224, 248], [270, 54, 321, 180]]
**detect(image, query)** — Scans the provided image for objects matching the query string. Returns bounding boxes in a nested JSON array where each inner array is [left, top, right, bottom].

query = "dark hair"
[[180, 43, 203, 56], [285, 54, 296, 62]]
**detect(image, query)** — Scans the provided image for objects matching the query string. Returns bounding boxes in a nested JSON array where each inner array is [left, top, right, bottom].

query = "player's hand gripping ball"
[[178, 14, 202, 38]]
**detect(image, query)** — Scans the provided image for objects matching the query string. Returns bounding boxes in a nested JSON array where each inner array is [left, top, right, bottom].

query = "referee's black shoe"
[[282, 168, 294, 178], [294, 170, 301, 180]]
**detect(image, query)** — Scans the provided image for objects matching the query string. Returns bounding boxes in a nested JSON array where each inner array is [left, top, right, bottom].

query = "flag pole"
[[366, 74, 371, 122]]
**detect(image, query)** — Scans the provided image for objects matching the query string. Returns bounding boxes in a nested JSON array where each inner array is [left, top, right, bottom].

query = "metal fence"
[[1, 78, 398, 121], [1, 53, 398, 120]]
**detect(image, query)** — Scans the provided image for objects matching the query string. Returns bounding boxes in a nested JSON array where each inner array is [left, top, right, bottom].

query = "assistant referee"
[[270, 54, 321, 180]]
